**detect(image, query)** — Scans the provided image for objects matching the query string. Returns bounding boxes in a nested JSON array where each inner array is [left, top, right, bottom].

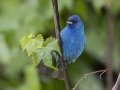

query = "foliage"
[[20, 34, 60, 70]]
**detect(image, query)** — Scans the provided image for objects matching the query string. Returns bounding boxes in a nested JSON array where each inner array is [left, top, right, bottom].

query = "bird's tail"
[[53, 52, 65, 80], [52, 70, 64, 80]]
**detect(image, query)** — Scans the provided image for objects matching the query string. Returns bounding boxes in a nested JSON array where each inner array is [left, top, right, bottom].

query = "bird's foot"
[[59, 40, 62, 43], [59, 62, 67, 71], [59, 67, 66, 71]]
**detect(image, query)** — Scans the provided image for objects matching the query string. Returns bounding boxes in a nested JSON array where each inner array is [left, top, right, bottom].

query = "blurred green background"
[[0, 0, 120, 90]]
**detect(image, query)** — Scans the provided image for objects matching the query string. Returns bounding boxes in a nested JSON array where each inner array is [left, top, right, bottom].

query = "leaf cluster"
[[20, 34, 61, 70]]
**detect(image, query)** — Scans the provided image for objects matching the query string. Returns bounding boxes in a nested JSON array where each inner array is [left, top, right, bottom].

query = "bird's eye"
[[73, 20, 77, 23]]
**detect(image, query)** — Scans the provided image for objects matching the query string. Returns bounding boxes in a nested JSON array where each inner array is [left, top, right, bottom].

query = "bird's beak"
[[66, 21, 73, 24]]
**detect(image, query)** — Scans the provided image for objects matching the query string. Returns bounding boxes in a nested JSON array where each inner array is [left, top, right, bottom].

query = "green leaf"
[[20, 34, 44, 56], [32, 48, 57, 70], [32, 37, 60, 70], [44, 37, 61, 55], [20, 34, 60, 70]]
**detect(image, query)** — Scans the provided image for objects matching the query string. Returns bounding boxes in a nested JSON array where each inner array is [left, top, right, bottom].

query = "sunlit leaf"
[[20, 34, 44, 56], [44, 37, 61, 55], [20, 34, 60, 70], [32, 37, 60, 70]]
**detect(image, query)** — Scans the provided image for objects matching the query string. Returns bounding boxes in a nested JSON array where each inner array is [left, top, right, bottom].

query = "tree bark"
[[52, 0, 71, 90], [106, 9, 114, 90]]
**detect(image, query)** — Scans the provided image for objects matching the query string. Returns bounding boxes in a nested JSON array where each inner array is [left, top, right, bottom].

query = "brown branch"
[[72, 69, 109, 90], [106, 8, 114, 90], [112, 73, 120, 90], [105, 0, 114, 90], [52, 0, 71, 90]]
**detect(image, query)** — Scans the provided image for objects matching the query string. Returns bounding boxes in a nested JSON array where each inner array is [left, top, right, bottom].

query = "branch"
[[112, 73, 120, 90], [72, 69, 109, 90], [106, 0, 114, 90], [52, 0, 71, 90]]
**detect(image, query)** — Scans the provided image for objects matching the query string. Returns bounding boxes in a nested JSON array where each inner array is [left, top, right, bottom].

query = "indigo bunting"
[[52, 15, 86, 80]]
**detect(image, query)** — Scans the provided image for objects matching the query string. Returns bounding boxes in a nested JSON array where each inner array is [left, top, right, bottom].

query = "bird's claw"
[[59, 63, 67, 71]]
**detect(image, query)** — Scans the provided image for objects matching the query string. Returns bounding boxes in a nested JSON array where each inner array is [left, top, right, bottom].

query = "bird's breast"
[[61, 29, 85, 63]]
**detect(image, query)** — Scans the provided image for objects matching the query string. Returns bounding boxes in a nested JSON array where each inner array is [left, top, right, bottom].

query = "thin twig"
[[112, 73, 120, 90], [52, 0, 71, 90], [100, 70, 106, 79], [72, 69, 109, 90]]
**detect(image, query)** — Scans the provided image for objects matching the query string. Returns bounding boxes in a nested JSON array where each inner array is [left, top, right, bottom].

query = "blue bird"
[[52, 15, 86, 80]]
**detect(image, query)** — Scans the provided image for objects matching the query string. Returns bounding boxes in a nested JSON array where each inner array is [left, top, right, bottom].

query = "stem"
[[72, 69, 109, 90], [52, 0, 71, 90], [112, 73, 120, 90]]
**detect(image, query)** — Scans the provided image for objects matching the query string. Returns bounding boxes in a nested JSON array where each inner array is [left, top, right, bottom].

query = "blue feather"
[[52, 15, 86, 80]]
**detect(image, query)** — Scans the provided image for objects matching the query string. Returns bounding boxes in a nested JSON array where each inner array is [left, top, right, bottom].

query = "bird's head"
[[66, 15, 84, 32]]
